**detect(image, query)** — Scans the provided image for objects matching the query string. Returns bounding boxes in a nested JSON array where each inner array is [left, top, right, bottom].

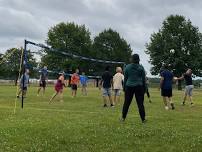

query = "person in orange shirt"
[[49, 72, 66, 103], [71, 69, 80, 97]]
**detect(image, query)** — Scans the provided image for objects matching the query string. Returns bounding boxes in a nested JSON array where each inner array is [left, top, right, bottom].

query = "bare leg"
[[163, 97, 169, 110], [189, 96, 193, 105], [168, 97, 175, 110], [43, 88, 45, 96], [109, 95, 114, 106], [49, 92, 59, 104], [103, 96, 107, 106], [37, 87, 41, 96], [114, 95, 117, 105], [59, 91, 63, 102]]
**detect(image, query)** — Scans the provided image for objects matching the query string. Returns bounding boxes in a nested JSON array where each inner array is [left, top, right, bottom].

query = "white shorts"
[[185, 85, 194, 96]]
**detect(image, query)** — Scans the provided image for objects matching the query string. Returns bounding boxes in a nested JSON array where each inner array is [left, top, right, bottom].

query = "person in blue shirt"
[[80, 72, 88, 96], [17, 69, 30, 98], [160, 65, 176, 110]]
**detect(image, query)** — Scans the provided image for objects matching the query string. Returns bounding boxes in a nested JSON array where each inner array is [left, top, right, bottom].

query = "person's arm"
[[123, 69, 128, 92], [177, 74, 184, 80], [142, 70, 146, 93], [160, 76, 164, 89]]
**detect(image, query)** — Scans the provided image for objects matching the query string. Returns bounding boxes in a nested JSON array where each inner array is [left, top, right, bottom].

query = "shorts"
[[161, 89, 172, 97], [102, 88, 112, 97], [185, 85, 194, 96], [39, 80, 46, 88], [20, 86, 27, 91], [55, 86, 63, 93], [71, 84, 78, 90], [81, 84, 87, 87], [114, 89, 121, 96]]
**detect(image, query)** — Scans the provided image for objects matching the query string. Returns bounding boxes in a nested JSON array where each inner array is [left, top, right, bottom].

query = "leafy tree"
[[146, 15, 202, 89], [2, 48, 37, 85], [92, 28, 132, 75], [41, 22, 92, 74]]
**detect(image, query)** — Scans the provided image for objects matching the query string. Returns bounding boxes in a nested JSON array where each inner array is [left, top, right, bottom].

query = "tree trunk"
[[178, 80, 182, 90]]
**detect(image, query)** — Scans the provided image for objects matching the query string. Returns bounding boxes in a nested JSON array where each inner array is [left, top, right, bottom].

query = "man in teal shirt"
[[122, 54, 146, 123]]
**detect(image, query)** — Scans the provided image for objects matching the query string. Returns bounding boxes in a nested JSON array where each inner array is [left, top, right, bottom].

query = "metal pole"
[[22, 40, 27, 109]]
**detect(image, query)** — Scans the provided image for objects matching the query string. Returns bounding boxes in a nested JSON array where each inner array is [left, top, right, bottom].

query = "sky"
[[1, 0, 202, 75]]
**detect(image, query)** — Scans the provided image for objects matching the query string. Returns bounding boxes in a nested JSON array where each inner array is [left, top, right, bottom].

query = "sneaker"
[[171, 103, 175, 110], [149, 99, 152, 103], [191, 102, 194, 106], [110, 104, 115, 107], [103, 104, 107, 107], [182, 102, 185, 106], [142, 119, 147, 123], [165, 106, 169, 110], [16, 95, 20, 98], [120, 118, 125, 122]]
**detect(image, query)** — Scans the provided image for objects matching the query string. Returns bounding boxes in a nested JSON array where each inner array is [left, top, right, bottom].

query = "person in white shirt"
[[113, 67, 124, 105]]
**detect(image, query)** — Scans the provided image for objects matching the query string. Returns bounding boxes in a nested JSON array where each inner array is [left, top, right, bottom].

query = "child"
[[71, 69, 80, 97], [49, 73, 65, 103], [80, 72, 88, 96], [113, 67, 124, 105]]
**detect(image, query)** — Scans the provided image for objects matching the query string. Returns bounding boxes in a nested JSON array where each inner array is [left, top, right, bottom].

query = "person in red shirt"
[[49, 73, 66, 103], [71, 69, 80, 97]]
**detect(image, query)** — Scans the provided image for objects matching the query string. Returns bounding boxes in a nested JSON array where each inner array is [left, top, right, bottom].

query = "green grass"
[[0, 86, 202, 152]]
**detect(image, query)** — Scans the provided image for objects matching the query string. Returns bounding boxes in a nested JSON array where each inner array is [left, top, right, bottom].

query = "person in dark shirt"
[[160, 66, 176, 110], [37, 66, 48, 96], [121, 54, 146, 123], [177, 69, 194, 105], [100, 66, 114, 107]]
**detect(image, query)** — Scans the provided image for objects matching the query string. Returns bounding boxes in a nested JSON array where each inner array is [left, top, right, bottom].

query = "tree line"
[[1, 14, 202, 88]]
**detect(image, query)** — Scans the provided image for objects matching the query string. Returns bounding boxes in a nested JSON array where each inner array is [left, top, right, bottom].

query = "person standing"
[[121, 54, 146, 123], [71, 69, 80, 97], [145, 76, 152, 103], [80, 72, 88, 96], [113, 67, 124, 105], [160, 65, 176, 110], [37, 66, 48, 96], [177, 69, 194, 105], [100, 66, 114, 107], [17, 69, 30, 98]]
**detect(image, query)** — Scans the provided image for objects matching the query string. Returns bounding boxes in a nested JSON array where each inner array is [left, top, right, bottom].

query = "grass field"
[[0, 86, 202, 152]]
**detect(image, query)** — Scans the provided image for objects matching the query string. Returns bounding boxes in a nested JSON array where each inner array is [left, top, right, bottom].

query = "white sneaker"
[[165, 106, 169, 110]]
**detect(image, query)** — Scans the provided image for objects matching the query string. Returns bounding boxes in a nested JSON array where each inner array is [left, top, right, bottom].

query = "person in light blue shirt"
[[80, 72, 88, 96]]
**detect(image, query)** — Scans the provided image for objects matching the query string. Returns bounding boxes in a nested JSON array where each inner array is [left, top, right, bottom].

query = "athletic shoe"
[[110, 104, 115, 107], [120, 118, 125, 122], [191, 103, 194, 106], [165, 106, 169, 110], [16, 95, 20, 98], [103, 104, 107, 107], [182, 102, 185, 106], [149, 99, 152, 103], [171, 103, 175, 110], [142, 119, 147, 123]]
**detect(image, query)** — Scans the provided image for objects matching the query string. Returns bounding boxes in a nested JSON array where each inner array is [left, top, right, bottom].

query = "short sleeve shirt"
[[183, 74, 192, 85], [102, 71, 113, 88], [161, 70, 173, 90], [71, 73, 80, 85], [113, 73, 124, 89]]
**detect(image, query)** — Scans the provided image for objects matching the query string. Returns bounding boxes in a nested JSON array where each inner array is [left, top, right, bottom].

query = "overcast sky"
[[1, 0, 202, 74]]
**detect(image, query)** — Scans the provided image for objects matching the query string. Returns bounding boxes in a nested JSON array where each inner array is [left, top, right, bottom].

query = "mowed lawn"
[[0, 85, 202, 152]]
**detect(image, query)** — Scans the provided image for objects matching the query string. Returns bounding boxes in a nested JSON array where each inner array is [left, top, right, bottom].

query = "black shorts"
[[40, 81, 46, 88], [21, 86, 27, 91], [71, 84, 77, 90], [161, 89, 172, 97]]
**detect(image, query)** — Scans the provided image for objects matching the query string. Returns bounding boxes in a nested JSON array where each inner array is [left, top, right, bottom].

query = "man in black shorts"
[[37, 66, 48, 96], [160, 66, 176, 110]]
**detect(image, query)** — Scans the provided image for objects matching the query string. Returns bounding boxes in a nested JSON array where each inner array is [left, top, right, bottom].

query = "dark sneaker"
[[110, 104, 115, 107], [182, 102, 185, 106], [103, 104, 107, 107], [149, 99, 152, 103], [17, 95, 20, 98], [191, 102, 194, 106], [171, 103, 175, 110]]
